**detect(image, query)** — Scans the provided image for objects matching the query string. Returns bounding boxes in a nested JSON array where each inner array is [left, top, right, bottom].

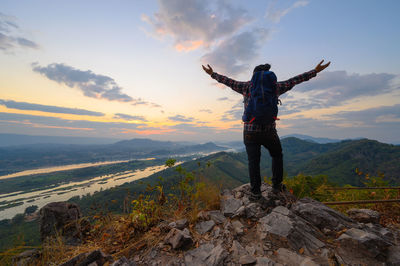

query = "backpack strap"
[[260, 71, 265, 103]]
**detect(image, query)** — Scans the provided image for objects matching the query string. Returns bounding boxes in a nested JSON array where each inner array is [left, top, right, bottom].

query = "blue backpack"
[[242, 71, 278, 124]]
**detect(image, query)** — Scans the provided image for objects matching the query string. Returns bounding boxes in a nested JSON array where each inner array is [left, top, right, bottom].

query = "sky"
[[0, 0, 399, 143]]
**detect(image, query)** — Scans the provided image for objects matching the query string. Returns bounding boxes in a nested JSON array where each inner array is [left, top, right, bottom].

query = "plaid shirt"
[[211, 70, 317, 132]]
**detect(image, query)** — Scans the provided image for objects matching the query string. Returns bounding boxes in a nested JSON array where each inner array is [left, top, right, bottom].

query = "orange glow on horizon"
[[121, 128, 176, 135]]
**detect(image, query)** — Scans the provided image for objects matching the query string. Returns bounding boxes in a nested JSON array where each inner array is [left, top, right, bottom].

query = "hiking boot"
[[272, 183, 287, 194], [249, 192, 262, 201]]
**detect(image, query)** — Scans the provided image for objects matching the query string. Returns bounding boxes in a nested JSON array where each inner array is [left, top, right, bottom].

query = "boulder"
[[232, 220, 244, 235], [208, 210, 226, 224], [221, 197, 242, 217], [39, 202, 83, 244], [291, 198, 355, 231], [195, 220, 215, 234], [239, 254, 257, 265], [257, 206, 325, 254], [168, 218, 188, 230], [336, 227, 392, 264], [347, 208, 381, 224], [231, 240, 248, 261], [164, 228, 193, 250], [184, 243, 228, 266], [386, 245, 400, 266], [274, 248, 318, 266], [362, 222, 395, 243], [255, 257, 277, 266], [110, 256, 137, 266]]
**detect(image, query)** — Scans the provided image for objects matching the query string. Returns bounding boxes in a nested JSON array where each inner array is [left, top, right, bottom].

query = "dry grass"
[[19, 177, 222, 265]]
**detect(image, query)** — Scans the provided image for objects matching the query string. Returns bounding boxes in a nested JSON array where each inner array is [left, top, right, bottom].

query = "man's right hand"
[[314, 60, 331, 73], [202, 64, 213, 76]]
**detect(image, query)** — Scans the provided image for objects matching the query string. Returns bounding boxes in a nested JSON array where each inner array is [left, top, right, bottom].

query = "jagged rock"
[[164, 228, 193, 249], [274, 248, 318, 266], [245, 245, 257, 256], [231, 240, 248, 261], [232, 184, 251, 194], [336, 227, 392, 264], [312, 248, 336, 265], [232, 220, 244, 235], [110, 256, 137, 266], [184, 243, 228, 266], [239, 254, 257, 265], [347, 208, 381, 224], [386, 245, 400, 265], [245, 202, 269, 218], [168, 218, 188, 230], [255, 257, 277, 266], [60, 249, 113, 266], [195, 220, 215, 234], [221, 196, 243, 217], [213, 226, 221, 238], [233, 205, 246, 218], [291, 197, 355, 231], [208, 210, 227, 224], [362, 222, 395, 242], [39, 202, 83, 245], [235, 191, 244, 198], [258, 206, 325, 254]]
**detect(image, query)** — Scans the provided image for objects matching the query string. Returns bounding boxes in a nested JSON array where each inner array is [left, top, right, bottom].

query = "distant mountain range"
[[281, 134, 341, 144], [0, 138, 226, 176]]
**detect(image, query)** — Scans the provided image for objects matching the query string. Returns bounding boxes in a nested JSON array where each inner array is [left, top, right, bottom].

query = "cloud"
[[199, 109, 212, 113], [217, 97, 229, 101], [266, 0, 309, 23], [279, 104, 400, 143], [279, 71, 400, 114], [220, 100, 243, 122], [0, 99, 105, 116], [131, 99, 162, 108], [144, 2, 277, 76], [32, 62, 163, 107], [0, 112, 145, 137], [327, 104, 400, 126], [201, 28, 270, 76], [113, 113, 147, 122], [168, 114, 195, 122], [0, 12, 39, 52], [142, 0, 251, 51], [32, 63, 135, 102]]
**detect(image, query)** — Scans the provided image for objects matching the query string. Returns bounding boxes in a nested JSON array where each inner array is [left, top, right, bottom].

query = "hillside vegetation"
[[0, 137, 399, 258], [65, 138, 400, 215]]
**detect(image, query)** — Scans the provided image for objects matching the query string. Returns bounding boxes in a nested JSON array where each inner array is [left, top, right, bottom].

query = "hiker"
[[202, 60, 330, 200]]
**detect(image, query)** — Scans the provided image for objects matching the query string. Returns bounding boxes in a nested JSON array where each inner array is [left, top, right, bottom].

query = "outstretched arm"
[[202, 64, 251, 95], [277, 60, 330, 96]]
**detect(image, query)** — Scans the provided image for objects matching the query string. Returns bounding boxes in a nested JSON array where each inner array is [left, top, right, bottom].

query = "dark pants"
[[244, 129, 283, 194]]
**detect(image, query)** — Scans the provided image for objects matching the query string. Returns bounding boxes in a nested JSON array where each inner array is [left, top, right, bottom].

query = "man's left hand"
[[314, 60, 331, 73]]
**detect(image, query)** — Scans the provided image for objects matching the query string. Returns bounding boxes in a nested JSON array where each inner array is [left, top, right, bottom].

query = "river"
[[0, 159, 159, 180], [0, 163, 167, 220]]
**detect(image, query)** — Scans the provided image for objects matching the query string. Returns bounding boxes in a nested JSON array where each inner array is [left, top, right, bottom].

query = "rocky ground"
[[14, 183, 400, 265]]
